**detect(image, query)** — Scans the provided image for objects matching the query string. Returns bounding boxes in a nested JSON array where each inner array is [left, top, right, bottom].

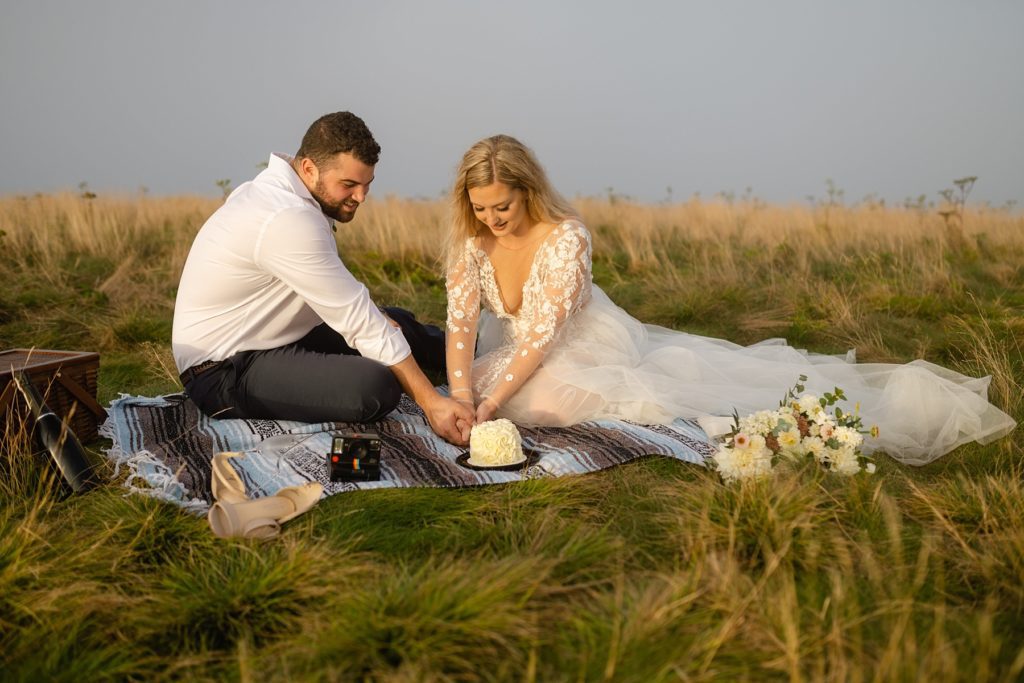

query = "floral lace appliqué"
[[471, 222, 592, 395], [445, 221, 593, 400]]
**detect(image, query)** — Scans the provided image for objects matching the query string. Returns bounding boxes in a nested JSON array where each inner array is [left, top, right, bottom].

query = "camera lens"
[[354, 445, 367, 459]]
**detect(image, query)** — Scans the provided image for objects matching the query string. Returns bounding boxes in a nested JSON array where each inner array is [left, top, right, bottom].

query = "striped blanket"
[[101, 392, 716, 513]]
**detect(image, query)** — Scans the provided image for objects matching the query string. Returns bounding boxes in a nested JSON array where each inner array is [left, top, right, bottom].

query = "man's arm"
[[256, 208, 412, 366], [255, 209, 472, 441], [389, 355, 473, 445]]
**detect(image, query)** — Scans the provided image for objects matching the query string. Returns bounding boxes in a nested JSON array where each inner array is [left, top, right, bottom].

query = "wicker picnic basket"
[[1, 349, 107, 444]]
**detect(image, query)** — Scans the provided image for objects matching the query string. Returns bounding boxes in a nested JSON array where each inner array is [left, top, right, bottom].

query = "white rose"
[[715, 443, 773, 483], [798, 395, 820, 413], [829, 446, 861, 476], [750, 434, 767, 452], [803, 436, 827, 464], [778, 427, 802, 452], [834, 426, 862, 447]]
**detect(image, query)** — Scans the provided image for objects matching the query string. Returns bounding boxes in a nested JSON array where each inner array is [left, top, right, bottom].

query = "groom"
[[171, 111, 472, 445]]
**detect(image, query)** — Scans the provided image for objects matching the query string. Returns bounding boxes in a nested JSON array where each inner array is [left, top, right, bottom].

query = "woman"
[[443, 135, 1015, 465]]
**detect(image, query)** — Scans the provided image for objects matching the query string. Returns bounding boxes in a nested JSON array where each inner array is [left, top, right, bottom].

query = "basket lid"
[[0, 349, 100, 380]]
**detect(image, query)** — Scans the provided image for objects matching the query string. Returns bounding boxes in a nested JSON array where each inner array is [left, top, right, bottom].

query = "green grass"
[[1, 194, 1023, 680]]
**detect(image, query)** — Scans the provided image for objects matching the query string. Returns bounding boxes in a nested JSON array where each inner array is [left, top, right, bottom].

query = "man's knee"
[[360, 366, 402, 422], [382, 306, 416, 326], [383, 307, 445, 372]]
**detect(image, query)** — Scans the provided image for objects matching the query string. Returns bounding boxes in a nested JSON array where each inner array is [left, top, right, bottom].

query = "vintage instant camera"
[[327, 430, 382, 482]]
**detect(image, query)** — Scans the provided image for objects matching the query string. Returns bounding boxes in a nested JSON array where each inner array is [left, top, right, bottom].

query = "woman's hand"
[[475, 396, 499, 424]]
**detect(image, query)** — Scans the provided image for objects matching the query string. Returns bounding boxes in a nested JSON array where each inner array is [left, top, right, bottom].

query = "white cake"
[[468, 419, 525, 466]]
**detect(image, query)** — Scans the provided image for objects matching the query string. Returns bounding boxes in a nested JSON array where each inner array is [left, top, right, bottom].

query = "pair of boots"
[[207, 452, 323, 539]]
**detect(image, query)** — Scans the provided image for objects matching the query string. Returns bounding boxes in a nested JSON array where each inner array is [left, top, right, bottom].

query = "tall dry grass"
[[3, 190, 1019, 290]]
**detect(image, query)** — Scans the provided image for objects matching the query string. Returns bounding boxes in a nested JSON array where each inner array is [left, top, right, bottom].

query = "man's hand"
[[388, 355, 473, 445], [454, 397, 476, 443], [423, 394, 474, 445]]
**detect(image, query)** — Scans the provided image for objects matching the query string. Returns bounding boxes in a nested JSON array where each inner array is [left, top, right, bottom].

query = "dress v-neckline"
[[480, 249, 537, 317], [478, 224, 561, 317]]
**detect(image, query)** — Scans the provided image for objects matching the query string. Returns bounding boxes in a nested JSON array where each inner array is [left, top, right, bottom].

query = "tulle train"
[[474, 287, 1016, 466]]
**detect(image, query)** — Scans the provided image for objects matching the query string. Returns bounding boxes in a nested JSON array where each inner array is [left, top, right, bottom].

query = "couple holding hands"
[[172, 112, 1014, 466]]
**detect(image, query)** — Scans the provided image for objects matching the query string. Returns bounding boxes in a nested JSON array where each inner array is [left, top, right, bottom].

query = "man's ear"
[[296, 157, 319, 186]]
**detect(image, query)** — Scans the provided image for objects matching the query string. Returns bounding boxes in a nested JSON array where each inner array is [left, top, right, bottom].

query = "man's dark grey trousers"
[[182, 307, 445, 423]]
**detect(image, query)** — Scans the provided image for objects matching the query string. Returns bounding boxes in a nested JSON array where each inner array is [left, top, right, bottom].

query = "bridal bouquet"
[[713, 375, 878, 483]]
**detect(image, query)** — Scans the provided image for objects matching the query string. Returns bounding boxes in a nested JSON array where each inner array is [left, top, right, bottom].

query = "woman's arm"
[[445, 238, 481, 410], [477, 223, 592, 422]]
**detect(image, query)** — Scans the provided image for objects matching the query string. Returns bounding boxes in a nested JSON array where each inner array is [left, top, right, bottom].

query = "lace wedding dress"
[[445, 220, 1015, 465]]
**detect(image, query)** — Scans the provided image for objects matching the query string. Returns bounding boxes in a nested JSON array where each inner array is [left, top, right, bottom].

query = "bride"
[[442, 135, 1015, 465]]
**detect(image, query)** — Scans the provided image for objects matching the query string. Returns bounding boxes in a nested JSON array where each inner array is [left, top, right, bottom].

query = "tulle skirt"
[[474, 286, 1016, 465]]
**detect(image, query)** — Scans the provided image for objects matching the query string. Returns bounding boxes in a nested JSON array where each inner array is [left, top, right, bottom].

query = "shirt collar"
[[264, 152, 317, 205]]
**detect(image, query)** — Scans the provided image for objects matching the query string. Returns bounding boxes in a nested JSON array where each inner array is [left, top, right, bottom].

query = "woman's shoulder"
[[550, 218, 592, 246], [464, 233, 486, 254]]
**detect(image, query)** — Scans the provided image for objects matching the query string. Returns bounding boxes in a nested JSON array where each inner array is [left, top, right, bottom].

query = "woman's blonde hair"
[[443, 135, 577, 271]]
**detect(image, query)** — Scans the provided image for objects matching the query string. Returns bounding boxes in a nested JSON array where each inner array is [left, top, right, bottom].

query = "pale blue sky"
[[2, 0, 1021, 206]]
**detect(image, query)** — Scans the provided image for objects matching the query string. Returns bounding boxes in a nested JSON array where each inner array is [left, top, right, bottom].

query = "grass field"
[[1, 192, 1022, 681]]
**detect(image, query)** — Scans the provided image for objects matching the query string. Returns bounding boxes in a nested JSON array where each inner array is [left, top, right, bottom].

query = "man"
[[172, 111, 472, 444]]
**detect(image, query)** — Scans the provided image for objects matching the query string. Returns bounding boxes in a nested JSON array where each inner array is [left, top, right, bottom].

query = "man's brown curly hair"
[[296, 111, 381, 168]]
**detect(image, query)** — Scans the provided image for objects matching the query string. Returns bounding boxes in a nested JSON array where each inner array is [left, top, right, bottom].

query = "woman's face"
[[467, 182, 531, 238]]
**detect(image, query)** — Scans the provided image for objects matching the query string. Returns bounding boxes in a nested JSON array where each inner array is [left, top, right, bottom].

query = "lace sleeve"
[[483, 223, 592, 408], [445, 237, 481, 401]]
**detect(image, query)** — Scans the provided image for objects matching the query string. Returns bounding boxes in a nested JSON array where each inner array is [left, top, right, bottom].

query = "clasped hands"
[[445, 389, 499, 445]]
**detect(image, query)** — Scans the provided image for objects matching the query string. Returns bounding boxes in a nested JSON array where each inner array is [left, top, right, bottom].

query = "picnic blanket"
[[101, 392, 717, 513]]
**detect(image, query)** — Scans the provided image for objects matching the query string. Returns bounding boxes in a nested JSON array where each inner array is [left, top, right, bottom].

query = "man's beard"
[[310, 179, 357, 223]]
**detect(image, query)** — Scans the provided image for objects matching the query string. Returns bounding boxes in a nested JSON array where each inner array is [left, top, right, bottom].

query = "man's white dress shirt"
[[172, 153, 411, 372]]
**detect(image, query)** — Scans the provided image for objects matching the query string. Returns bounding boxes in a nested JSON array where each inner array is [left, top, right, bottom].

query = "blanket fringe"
[[100, 412, 209, 515]]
